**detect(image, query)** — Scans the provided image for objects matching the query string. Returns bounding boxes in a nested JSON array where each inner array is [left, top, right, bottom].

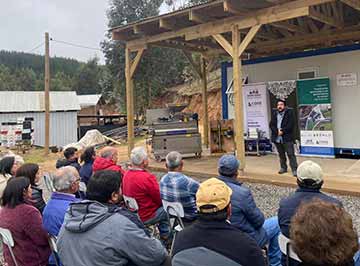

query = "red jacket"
[[122, 169, 162, 222], [92, 157, 124, 175], [0, 204, 51, 266]]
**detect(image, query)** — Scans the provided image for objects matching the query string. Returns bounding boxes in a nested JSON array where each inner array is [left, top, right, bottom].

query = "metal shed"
[[0, 91, 80, 148]]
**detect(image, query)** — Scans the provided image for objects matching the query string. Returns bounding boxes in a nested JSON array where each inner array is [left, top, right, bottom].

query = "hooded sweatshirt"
[[92, 157, 125, 175], [57, 200, 167, 266]]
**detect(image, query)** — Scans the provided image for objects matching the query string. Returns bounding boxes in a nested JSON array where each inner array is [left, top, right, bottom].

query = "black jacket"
[[56, 158, 81, 172], [269, 108, 296, 143], [172, 219, 265, 266], [31, 185, 46, 214]]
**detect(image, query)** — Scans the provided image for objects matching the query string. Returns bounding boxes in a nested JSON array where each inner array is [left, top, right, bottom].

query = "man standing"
[[270, 100, 298, 177]]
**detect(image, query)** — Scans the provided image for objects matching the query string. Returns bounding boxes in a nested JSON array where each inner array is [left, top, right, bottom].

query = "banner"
[[227, 82, 270, 138], [297, 78, 335, 157]]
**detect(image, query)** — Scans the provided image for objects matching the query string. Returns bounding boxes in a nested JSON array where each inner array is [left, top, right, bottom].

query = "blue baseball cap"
[[218, 154, 240, 177]]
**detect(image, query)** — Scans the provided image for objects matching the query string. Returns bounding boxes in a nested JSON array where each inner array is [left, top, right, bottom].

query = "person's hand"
[[278, 129, 283, 136]]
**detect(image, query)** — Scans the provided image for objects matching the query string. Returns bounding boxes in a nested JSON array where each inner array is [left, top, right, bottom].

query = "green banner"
[[297, 78, 331, 105], [296, 77, 335, 157]]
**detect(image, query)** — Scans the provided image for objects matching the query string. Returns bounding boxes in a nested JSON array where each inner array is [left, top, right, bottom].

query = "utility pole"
[[44, 32, 50, 155]]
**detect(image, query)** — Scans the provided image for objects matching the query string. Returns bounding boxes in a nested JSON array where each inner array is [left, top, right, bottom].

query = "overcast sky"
[[0, 1, 175, 64]]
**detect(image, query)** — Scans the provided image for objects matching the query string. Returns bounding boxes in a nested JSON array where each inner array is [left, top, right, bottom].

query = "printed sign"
[[336, 73, 357, 87], [297, 78, 335, 157]]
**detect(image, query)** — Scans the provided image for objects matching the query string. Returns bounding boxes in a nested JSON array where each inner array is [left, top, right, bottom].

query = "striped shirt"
[[160, 172, 200, 220]]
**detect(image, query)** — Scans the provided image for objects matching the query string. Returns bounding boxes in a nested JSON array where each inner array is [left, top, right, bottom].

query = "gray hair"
[[130, 147, 148, 166], [166, 151, 182, 170], [53, 166, 78, 192]]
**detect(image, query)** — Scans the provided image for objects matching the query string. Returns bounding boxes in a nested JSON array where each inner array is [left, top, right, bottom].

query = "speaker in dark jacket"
[[269, 108, 296, 143]]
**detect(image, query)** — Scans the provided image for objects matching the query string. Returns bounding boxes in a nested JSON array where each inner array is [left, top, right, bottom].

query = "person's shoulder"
[[21, 203, 41, 216]]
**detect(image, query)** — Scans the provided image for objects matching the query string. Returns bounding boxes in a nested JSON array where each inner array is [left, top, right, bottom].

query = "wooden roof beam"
[[271, 21, 307, 33], [309, 6, 344, 28], [124, 0, 335, 48], [159, 18, 176, 30], [189, 10, 211, 24], [212, 34, 233, 57], [339, 0, 360, 11], [223, 0, 247, 15]]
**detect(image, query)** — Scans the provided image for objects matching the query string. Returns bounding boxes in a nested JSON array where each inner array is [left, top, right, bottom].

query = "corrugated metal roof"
[[77, 94, 102, 108], [0, 91, 80, 112]]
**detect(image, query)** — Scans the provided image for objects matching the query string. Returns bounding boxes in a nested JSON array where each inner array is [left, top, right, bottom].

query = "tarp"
[[64, 130, 106, 151]]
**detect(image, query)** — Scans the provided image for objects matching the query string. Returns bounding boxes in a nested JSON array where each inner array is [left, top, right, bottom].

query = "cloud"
[[0, 0, 110, 63]]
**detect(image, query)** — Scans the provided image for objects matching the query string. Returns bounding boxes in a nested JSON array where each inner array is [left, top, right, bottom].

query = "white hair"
[[53, 166, 78, 192], [130, 147, 148, 166], [166, 151, 182, 170]]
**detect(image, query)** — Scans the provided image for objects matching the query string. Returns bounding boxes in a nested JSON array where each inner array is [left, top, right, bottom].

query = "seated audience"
[[160, 151, 199, 222], [43, 166, 80, 265], [15, 163, 46, 213], [0, 177, 51, 266], [278, 160, 342, 266], [57, 170, 168, 266], [0, 155, 24, 200], [79, 146, 96, 185], [172, 178, 265, 266], [92, 146, 124, 175], [291, 199, 358, 266], [123, 147, 170, 238], [217, 154, 281, 266], [56, 147, 81, 172]]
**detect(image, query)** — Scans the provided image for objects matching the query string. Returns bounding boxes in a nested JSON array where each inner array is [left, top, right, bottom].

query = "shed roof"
[[0, 91, 80, 113], [77, 94, 103, 108], [111, 0, 360, 58]]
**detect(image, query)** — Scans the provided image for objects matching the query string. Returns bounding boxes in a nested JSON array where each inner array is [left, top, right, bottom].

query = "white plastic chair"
[[278, 233, 302, 265], [48, 235, 61, 266], [123, 195, 139, 212], [162, 200, 185, 231], [0, 227, 19, 266]]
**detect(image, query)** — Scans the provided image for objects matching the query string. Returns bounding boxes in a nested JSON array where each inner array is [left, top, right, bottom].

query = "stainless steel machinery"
[[146, 104, 202, 161]]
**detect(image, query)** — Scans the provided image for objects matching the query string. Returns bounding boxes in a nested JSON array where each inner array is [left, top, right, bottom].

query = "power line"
[[26, 41, 45, 53], [50, 38, 102, 51]]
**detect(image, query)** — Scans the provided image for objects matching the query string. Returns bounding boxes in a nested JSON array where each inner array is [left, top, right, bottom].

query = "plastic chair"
[[123, 195, 139, 212], [162, 200, 185, 230], [0, 227, 19, 266], [48, 235, 61, 266], [278, 233, 302, 266]]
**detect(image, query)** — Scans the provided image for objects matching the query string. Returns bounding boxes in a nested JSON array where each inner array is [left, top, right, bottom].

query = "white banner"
[[227, 82, 270, 138], [300, 130, 334, 147]]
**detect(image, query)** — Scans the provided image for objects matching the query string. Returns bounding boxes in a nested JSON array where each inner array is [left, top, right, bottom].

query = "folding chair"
[[278, 233, 302, 266], [162, 200, 186, 255], [48, 235, 61, 266], [123, 195, 139, 212], [0, 227, 19, 266]]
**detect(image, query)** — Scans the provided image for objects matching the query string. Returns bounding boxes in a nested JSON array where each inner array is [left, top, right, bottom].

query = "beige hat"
[[297, 160, 323, 185], [196, 178, 232, 213]]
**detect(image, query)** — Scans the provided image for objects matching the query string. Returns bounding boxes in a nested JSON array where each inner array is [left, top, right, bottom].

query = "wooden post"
[[201, 56, 209, 148], [125, 48, 134, 158], [44, 32, 50, 155], [125, 47, 145, 158], [232, 25, 246, 170]]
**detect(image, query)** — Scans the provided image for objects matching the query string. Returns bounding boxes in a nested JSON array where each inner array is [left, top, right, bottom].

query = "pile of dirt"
[[152, 69, 223, 123]]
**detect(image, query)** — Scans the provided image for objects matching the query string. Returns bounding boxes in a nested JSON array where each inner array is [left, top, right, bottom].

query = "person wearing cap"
[[278, 160, 342, 266], [172, 178, 265, 266], [270, 100, 298, 177], [217, 154, 281, 266]]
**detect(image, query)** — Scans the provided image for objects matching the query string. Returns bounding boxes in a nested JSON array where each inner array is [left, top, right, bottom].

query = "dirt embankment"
[[152, 70, 223, 123]]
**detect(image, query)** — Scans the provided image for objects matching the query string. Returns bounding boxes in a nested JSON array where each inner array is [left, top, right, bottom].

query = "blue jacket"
[[278, 187, 342, 266], [278, 187, 342, 238], [79, 161, 94, 185], [218, 176, 268, 247], [43, 192, 78, 237]]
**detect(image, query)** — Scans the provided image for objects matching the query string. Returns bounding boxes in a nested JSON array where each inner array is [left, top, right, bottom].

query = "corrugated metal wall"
[[0, 112, 78, 147]]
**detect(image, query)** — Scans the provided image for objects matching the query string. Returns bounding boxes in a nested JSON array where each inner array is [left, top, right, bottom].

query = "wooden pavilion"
[[110, 0, 360, 170]]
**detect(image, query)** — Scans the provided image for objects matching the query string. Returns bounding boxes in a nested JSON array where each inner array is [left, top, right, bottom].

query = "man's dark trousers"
[[275, 142, 298, 171]]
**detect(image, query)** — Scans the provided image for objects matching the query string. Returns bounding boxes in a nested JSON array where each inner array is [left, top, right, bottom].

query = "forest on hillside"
[[0, 50, 104, 95]]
